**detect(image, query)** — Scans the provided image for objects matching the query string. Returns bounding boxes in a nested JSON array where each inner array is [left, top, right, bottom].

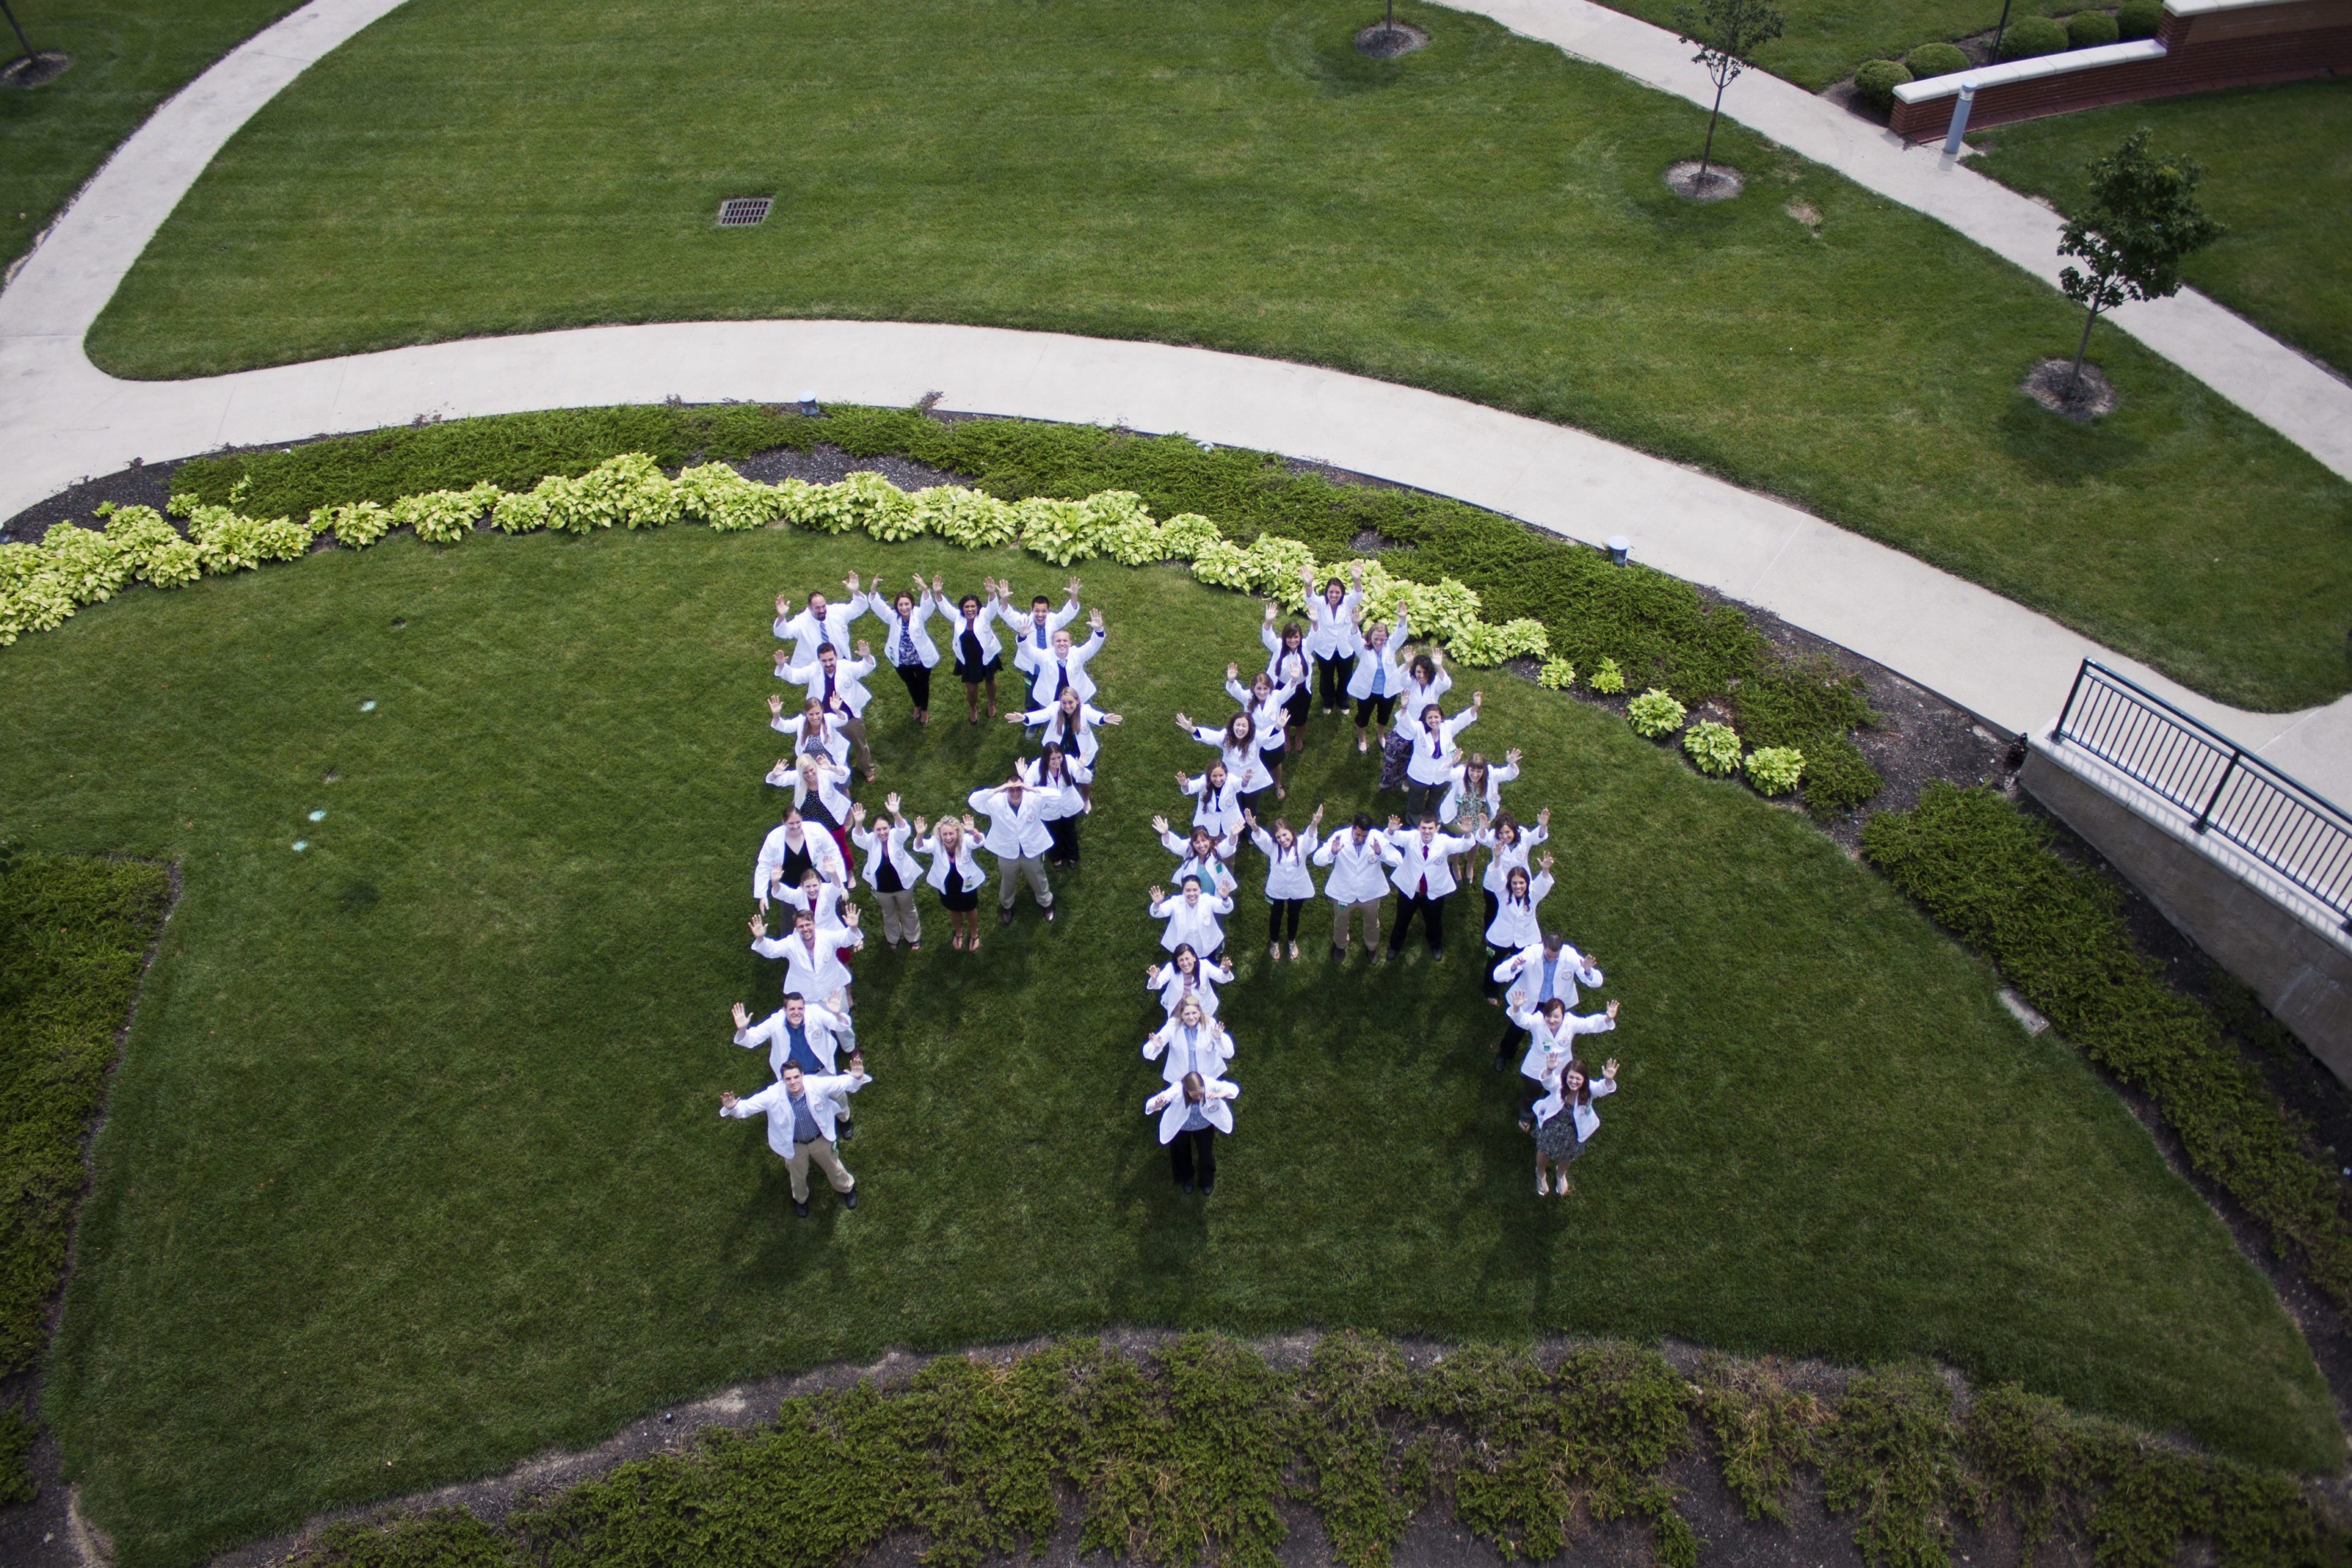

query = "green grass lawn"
[[4, 521, 2330, 1566], [81, 0, 2352, 716], [0, 0, 299, 271], [1969, 79, 2352, 381]]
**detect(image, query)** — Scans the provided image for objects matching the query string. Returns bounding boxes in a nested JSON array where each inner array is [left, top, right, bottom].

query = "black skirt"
[[939, 865, 980, 912]]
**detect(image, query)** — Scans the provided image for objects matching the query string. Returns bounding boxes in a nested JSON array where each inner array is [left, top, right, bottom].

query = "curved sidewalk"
[[0, 0, 2344, 799]]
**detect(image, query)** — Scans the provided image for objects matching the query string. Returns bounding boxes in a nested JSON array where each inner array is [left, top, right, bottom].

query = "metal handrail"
[[2052, 660, 2352, 931]]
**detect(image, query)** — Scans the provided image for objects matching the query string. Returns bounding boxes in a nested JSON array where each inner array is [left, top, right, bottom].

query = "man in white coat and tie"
[[750, 905, 864, 1005], [779, 638, 879, 780], [775, 578, 861, 665], [969, 774, 1063, 924], [721, 1057, 867, 1216], [1001, 578, 1083, 671], [1022, 610, 1107, 709], [1379, 811, 1473, 964], [1491, 931, 1604, 1070]]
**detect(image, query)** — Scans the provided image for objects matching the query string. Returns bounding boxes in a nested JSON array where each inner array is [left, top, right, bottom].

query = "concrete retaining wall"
[[2020, 740, 2352, 1085]]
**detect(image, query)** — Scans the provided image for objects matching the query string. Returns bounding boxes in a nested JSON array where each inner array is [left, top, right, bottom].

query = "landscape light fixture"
[[798, 391, 823, 417], [1606, 535, 1631, 566]]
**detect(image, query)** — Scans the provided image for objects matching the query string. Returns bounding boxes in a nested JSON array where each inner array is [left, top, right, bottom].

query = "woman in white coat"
[[768, 694, 853, 770], [1532, 1055, 1619, 1197], [1145, 943, 1234, 1019], [1224, 662, 1300, 798], [1312, 811, 1393, 959], [1008, 688, 1123, 803], [847, 794, 923, 950], [1476, 809, 1551, 934], [1440, 747, 1523, 867], [1178, 760, 1247, 841], [768, 752, 856, 870], [1511, 996, 1618, 1122], [1154, 817, 1239, 895], [1175, 709, 1274, 810], [1021, 744, 1090, 870], [948, 585, 1007, 724], [1149, 876, 1236, 964], [864, 573, 943, 724], [1403, 694, 1483, 821], [1242, 803, 1324, 963], [1346, 606, 1411, 755], [1145, 1070, 1238, 1195], [1142, 995, 1236, 1083], [1483, 856, 1556, 1001], [1259, 603, 1315, 753], [1300, 561, 1363, 716], [915, 812, 987, 953]]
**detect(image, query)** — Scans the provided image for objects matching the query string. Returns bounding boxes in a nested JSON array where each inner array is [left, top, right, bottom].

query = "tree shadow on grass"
[[1994, 383, 2152, 482]]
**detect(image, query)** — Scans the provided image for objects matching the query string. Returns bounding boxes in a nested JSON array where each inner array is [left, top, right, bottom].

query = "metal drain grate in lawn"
[[715, 197, 771, 227]]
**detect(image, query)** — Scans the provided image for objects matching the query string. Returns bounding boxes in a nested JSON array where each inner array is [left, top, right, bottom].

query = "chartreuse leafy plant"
[[1862, 784, 2352, 1309], [1744, 745, 1805, 795], [1628, 688, 1689, 738], [288, 1335, 2344, 1568], [1683, 719, 1743, 776]]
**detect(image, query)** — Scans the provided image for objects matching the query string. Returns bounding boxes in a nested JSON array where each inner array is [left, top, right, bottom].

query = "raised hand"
[[1225, 662, 1241, 683], [1472, 689, 1484, 707], [1102, 712, 1124, 725], [1263, 602, 1277, 621], [1540, 852, 1555, 871], [1386, 815, 1403, 832], [849, 803, 868, 826], [855, 639, 871, 659], [1151, 814, 1169, 835], [1506, 748, 1523, 767], [775, 593, 790, 616], [1148, 885, 1165, 905], [1603, 1058, 1619, 1080], [842, 904, 861, 928], [1537, 806, 1552, 827], [1241, 808, 1258, 828], [1089, 607, 1105, 632], [767, 693, 785, 716], [1309, 803, 1326, 823], [1605, 1001, 1620, 1020], [912, 815, 929, 836], [1005, 711, 1028, 725], [1066, 575, 1083, 599], [721, 1090, 739, 1110], [961, 814, 977, 832], [748, 913, 768, 939], [844, 572, 861, 594], [885, 792, 902, 817], [730, 1002, 750, 1029]]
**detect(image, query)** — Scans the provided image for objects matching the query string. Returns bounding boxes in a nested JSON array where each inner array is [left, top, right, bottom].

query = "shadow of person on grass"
[[722, 1151, 847, 1291]]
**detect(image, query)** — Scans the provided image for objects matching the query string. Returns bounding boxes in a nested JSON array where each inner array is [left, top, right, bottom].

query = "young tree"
[[2055, 127, 2224, 393], [1674, 0, 1784, 192]]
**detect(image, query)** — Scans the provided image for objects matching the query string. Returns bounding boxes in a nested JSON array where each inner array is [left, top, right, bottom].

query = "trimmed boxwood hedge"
[[1903, 42, 1971, 79], [1853, 60, 1914, 111], [2067, 9, 2121, 47], [1998, 16, 2070, 58], [1861, 785, 2352, 1308], [2117, 0, 2164, 39]]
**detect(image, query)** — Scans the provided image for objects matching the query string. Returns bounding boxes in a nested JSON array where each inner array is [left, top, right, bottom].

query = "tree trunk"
[[2071, 302, 2099, 391], [1, 0, 37, 62], [1697, 80, 1727, 186]]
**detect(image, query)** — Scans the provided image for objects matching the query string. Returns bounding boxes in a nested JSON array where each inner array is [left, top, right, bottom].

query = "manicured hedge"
[[1903, 42, 1971, 79], [1862, 785, 2352, 1306], [2117, 0, 2164, 39], [288, 1333, 2339, 1568], [1853, 60, 1914, 112], [173, 404, 1768, 703], [2067, 9, 2122, 47], [1730, 660, 1884, 818], [1998, 16, 2070, 58]]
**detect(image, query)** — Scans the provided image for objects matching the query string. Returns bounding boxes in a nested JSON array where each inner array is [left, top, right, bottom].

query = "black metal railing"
[[2052, 660, 2352, 932]]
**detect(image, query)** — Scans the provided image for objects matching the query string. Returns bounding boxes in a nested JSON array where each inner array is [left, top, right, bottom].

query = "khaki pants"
[[1332, 896, 1383, 953], [999, 853, 1053, 909], [838, 714, 874, 774], [873, 888, 921, 946], [783, 1137, 855, 1203]]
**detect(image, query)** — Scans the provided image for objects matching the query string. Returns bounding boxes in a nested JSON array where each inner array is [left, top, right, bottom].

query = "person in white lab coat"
[[1000, 577, 1084, 672], [767, 694, 852, 770], [1259, 604, 1315, 753], [1242, 805, 1324, 963], [750, 904, 865, 1005], [1154, 817, 1239, 896], [1347, 606, 1411, 755], [1175, 709, 1274, 810], [731, 991, 856, 1079], [767, 753, 856, 871], [753, 806, 847, 908], [1379, 812, 1474, 963], [862, 573, 943, 724], [1022, 611, 1108, 709], [1149, 876, 1236, 963], [1531, 1055, 1619, 1197], [1177, 760, 1247, 840], [950, 586, 1007, 724], [1491, 931, 1604, 1068], [969, 775, 1064, 923], [1224, 662, 1300, 799], [1483, 857, 1557, 1001], [1142, 994, 1236, 1084], [770, 868, 852, 933], [847, 794, 923, 949], [721, 1058, 867, 1216], [1145, 943, 1233, 1019], [777, 640, 879, 780], [1008, 688, 1123, 803], [1145, 1070, 1238, 1195], [1402, 694, 1482, 821], [1511, 996, 1618, 1122], [1441, 748, 1523, 871], [915, 812, 987, 952], [1474, 808, 1549, 933], [1312, 811, 1392, 958], [1300, 561, 1364, 716], [774, 581, 859, 665], [1020, 745, 1090, 869]]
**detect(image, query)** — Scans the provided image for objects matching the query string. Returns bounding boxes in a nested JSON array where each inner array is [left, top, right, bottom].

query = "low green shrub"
[[1903, 42, 1970, 78], [1853, 60, 1914, 112], [2116, 0, 2163, 38], [1746, 745, 1805, 795], [1732, 660, 1875, 750], [1684, 719, 1744, 776], [2066, 9, 2120, 46], [283, 1333, 2345, 1568], [1998, 16, 2069, 57], [0, 1401, 34, 1507], [1800, 736, 1885, 819], [1538, 656, 1577, 691], [1628, 688, 1687, 738], [1861, 785, 2352, 1309]]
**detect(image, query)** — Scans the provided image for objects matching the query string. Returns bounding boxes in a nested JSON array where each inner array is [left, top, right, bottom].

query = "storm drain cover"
[[716, 197, 773, 227]]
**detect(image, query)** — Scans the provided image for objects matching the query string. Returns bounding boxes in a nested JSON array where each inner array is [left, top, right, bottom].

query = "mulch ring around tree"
[[0, 52, 72, 89], [2022, 356, 2119, 420], [1663, 160, 1743, 200], [1354, 21, 1428, 56]]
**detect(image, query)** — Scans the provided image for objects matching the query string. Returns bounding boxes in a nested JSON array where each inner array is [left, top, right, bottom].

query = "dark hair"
[[1411, 654, 1437, 683], [1506, 865, 1531, 900], [1040, 741, 1066, 777], [1541, 929, 1564, 952], [959, 593, 980, 613], [1227, 712, 1254, 748], [1324, 577, 1346, 596], [1351, 811, 1374, 832], [783, 990, 806, 1005], [1181, 874, 1203, 891], [807, 590, 826, 605], [1031, 595, 1051, 609], [1272, 817, 1295, 844], [1173, 942, 1199, 972], [1282, 621, 1303, 645], [1562, 1056, 1593, 1106], [1418, 810, 1438, 827], [1463, 751, 1488, 780], [1207, 760, 1228, 788], [1491, 811, 1520, 845], [894, 590, 915, 611], [1181, 1070, 1206, 1104]]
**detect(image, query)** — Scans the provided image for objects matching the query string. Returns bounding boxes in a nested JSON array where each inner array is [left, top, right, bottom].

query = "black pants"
[[1316, 654, 1348, 710], [1046, 815, 1080, 867], [1169, 1128, 1218, 1190], [894, 660, 931, 713], [1410, 780, 1449, 821], [1268, 896, 1306, 943], [1284, 688, 1311, 739], [1497, 1014, 1528, 1066], [1483, 940, 1513, 999], [1389, 892, 1447, 955], [1239, 785, 1274, 823], [1356, 693, 1397, 730]]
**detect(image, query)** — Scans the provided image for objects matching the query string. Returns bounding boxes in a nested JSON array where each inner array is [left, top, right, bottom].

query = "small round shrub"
[[1903, 42, 1970, 78], [1628, 688, 1687, 739], [1998, 16, 2069, 58], [2066, 10, 2120, 47], [1747, 746, 1806, 796], [1538, 656, 1577, 691], [1684, 719, 1744, 776], [1588, 656, 1626, 695], [1801, 736, 1885, 819], [2116, 0, 2162, 38], [1853, 60, 1913, 111]]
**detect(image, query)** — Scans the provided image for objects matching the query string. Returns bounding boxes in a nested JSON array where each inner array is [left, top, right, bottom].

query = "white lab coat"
[[1186, 729, 1272, 795], [1151, 889, 1234, 953], [1312, 829, 1393, 904], [1017, 703, 1111, 767], [1494, 941, 1604, 1013], [1181, 770, 1247, 837], [1532, 1072, 1616, 1145], [1023, 628, 1105, 706], [735, 1002, 856, 1076], [1146, 959, 1227, 1017], [863, 591, 941, 669], [1382, 830, 1474, 899], [726, 1070, 867, 1152], [753, 923, 863, 999], [848, 819, 922, 892], [1249, 824, 1323, 900], [770, 710, 851, 768], [1403, 706, 1479, 786], [1478, 823, 1550, 896], [1441, 759, 1522, 826], [754, 822, 847, 902], [1145, 1076, 1238, 1142], [1511, 1002, 1615, 1083], [1001, 596, 1080, 665], [1303, 589, 1362, 660], [1157, 826, 1239, 897], [776, 602, 856, 665], [969, 784, 1063, 859], [1143, 1017, 1237, 1084], [768, 759, 855, 825], [1224, 675, 1298, 745], [916, 830, 987, 894], [947, 604, 1005, 666], [1260, 622, 1314, 690], [1485, 871, 1557, 949], [1346, 613, 1411, 702], [1398, 666, 1453, 730], [1020, 757, 1091, 819], [783, 653, 877, 719], [772, 877, 850, 931]]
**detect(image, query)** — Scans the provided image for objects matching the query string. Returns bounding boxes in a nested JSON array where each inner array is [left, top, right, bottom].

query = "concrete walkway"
[[0, 0, 2344, 801]]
